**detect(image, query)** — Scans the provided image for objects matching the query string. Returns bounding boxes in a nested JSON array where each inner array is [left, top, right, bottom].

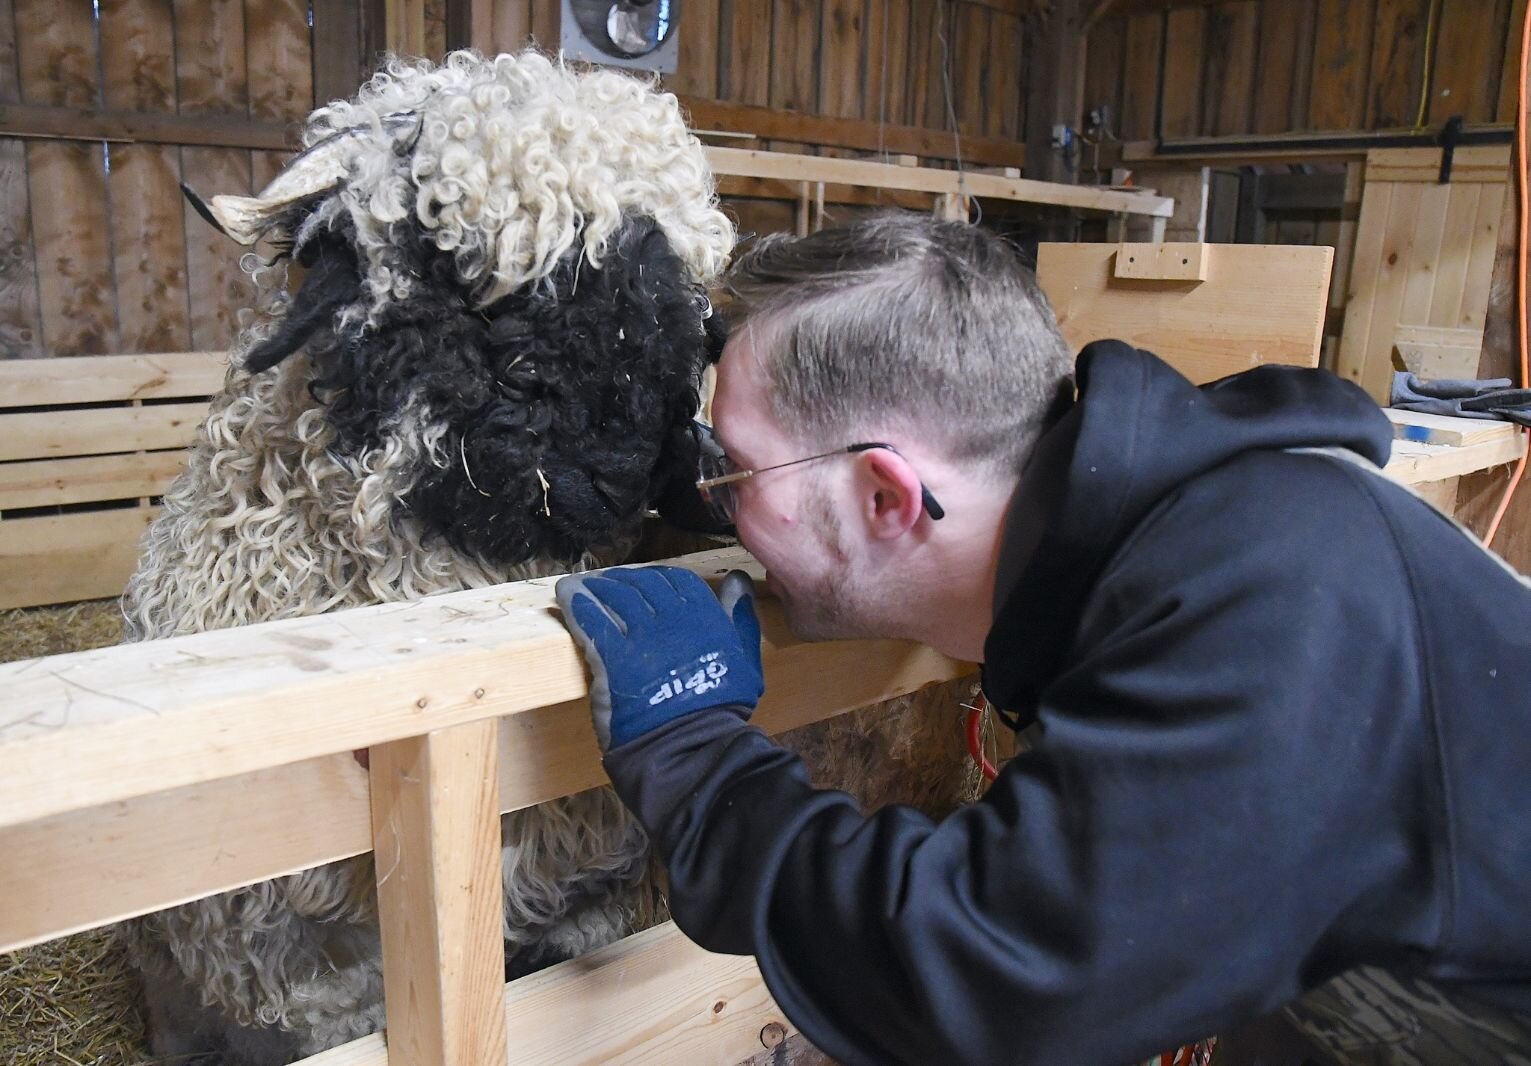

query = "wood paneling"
[[1083, 14, 1125, 134], [1366, 0, 1431, 129], [1160, 7, 1206, 138], [1252, 0, 1315, 133], [671, 0, 721, 98], [1119, 11, 1163, 139], [1502, 0, 1530, 123], [1430, 0, 1512, 126], [865, 0, 912, 129], [1310, 0, 1375, 129], [721, 0, 773, 107], [771, 0, 821, 113], [1202, 1, 1257, 136], [819, 0, 866, 119]]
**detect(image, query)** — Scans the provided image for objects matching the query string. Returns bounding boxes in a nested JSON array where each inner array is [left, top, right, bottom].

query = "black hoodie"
[[604, 341, 1531, 1066]]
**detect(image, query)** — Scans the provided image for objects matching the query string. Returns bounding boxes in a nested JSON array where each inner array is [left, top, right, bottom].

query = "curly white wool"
[[305, 49, 734, 310]]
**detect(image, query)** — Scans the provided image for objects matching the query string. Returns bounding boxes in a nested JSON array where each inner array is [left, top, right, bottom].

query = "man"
[[554, 214, 1531, 1065]]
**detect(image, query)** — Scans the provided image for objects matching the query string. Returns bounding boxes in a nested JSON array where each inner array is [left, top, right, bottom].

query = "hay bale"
[[0, 600, 123, 665]]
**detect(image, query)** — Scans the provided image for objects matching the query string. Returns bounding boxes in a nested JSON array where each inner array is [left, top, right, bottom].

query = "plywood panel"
[[1036, 242, 1334, 383], [721, 0, 773, 107], [1160, 7, 1206, 138], [1119, 11, 1164, 140], [1367, 0, 1431, 128], [1309, 0, 1375, 129], [1253, 0, 1316, 134], [1430, 0, 1513, 125], [0, 508, 156, 609]]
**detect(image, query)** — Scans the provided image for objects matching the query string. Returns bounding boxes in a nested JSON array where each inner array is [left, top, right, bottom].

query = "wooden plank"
[[17, 0, 118, 357], [180, 147, 253, 351], [314, 0, 367, 106], [1252, 0, 1316, 134], [819, 0, 866, 119], [0, 0, 18, 104], [0, 450, 187, 509], [1430, 0, 1512, 126], [1358, 181, 1424, 399], [1397, 181, 1452, 326], [952, 2, 989, 138], [1393, 323, 1484, 378], [905, 0, 940, 129], [669, 0, 720, 98], [1384, 407, 1519, 446], [1203, 1, 1258, 137], [371, 720, 508, 1066], [1160, 7, 1205, 139], [0, 102, 296, 150], [1498, 0, 1529, 124], [0, 547, 973, 831], [987, 10, 1023, 141], [1367, 0, 1431, 129], [703, 146, 1175, 214], [1036, 242, 1335, 382], [1114, 240, 1209, 280], [0, 350, 225, 406], [1384, 431, 1527, 484], [680, 96, 1031, 169], [248, 0, 316, 125], [0, 508, 156, 610], [301, 923, 795, 1066], [0, 621, 970, 952], [1083, 15, 1125, 137], [172, 0, 249, 116], [1456, 182, 1508, 331], [1335, 179, 1394, 387], [529, 0, 560, 48], [0, 138, 41, 357], [1426, 182, 1483, 326], [770, 0, 820, 114], [0, 402, 209, 462], [1309, 0, 1375, 130], [1119, 11, 1164, 140], [720, 0, 775, 107], [100, 0, 192, 355], [865, 0, 912, 130]]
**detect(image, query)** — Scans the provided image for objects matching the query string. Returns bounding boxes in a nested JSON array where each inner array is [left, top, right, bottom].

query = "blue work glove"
[[554, 565, 764, 751]]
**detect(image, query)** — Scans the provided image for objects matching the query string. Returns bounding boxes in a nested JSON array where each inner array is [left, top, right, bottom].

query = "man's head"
[[708, 214, 1073, 656]]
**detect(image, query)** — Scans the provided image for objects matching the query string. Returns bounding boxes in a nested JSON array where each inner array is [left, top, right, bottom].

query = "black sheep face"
[[247, 212, 725, 567]]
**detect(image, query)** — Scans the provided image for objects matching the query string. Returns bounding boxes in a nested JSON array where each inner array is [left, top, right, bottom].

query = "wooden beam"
[[0, 102, 296, 150], [300, 922, 797, 1066], [0, 547, 971, 832], [0, 546, 971, 952], [677, 95, 1027, 169], [1121, 126, 1515, 166], [0, 451, 185, 510], [0, 508, 157, 609], [371, 720, 509, 1066], [705, 147, 1174, 216], [1385, 434, 1527, 485], [0, 402, 211, 462]]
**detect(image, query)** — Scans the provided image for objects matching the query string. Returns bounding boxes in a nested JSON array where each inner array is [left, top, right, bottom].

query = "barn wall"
[[1085, 0, 1524, 144]]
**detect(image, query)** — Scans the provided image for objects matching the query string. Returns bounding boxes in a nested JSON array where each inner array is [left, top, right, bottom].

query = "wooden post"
[[371, 720, 509, 1066]]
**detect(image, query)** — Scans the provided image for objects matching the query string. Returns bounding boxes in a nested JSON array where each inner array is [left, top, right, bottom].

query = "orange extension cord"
[[1485, 0, 1531, 549]]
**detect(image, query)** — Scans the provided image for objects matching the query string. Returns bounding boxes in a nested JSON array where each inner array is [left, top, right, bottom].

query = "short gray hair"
[[723, 213, 1074, 473]]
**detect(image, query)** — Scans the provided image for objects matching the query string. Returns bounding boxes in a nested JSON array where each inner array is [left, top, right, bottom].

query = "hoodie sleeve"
[[603, 453, 1440, 1066]]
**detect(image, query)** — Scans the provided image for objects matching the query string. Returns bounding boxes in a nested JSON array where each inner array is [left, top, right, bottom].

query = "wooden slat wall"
[[0, 0, 322, 361], [1084, 0, 1520, 142]]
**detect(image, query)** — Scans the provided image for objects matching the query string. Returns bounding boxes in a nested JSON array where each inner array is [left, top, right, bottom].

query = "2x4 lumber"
[[0, 547, 972, 834], [371, 720, 508, 1066], [0, 450, 185, 510], [1383, 408, 1520, 447], [0, 507, 155, 609], [1384, 433, 1528, 485], [0, 620, 966, 953], [676, 96, 1027, 170], [0, 401, 210, 462], [0, 102, 293, 150], [300, 922, 796, 1066], [0, 350, 225, 407], [704, 147, 1174, 216]]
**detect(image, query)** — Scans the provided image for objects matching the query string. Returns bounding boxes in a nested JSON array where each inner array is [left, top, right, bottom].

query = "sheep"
[[117, 49, 734, 1065]]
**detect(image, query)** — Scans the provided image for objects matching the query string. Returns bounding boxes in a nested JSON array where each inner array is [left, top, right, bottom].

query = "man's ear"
[[854, 447, 925, 540]]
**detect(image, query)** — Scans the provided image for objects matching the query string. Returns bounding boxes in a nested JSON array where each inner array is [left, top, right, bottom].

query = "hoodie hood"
[[982, 339, 1393, 719]]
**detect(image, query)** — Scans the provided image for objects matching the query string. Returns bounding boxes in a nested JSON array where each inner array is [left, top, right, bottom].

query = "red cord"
[[965, 694, 999, 782]]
